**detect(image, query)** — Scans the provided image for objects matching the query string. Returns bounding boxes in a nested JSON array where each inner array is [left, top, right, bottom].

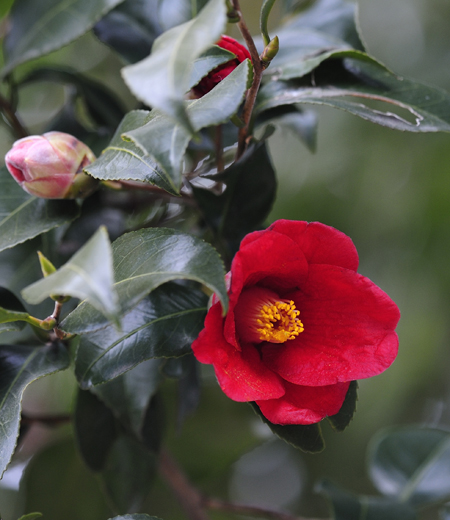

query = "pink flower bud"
[[192, 35, 252, 97], [5, 131, 98, 199]]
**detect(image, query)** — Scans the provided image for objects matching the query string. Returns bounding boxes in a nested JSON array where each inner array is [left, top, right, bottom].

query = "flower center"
[[234, 286, 304, 344]]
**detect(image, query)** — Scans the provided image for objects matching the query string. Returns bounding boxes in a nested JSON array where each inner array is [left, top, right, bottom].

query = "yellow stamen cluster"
[[256, 300, 304, 343]]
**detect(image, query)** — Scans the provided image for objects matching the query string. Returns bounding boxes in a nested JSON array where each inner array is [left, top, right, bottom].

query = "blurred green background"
[[1, 0, 450, 518]]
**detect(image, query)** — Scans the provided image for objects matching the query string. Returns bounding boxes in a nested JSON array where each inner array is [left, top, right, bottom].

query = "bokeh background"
[[1, 0, 450, 518]]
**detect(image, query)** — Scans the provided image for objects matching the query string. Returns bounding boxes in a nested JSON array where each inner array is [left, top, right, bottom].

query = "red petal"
[[224, 230, 308, 347], [268, 220, 359, 271], [262, 264, 400, 386], [192, 303, 285, 401], [256, 381, 350, 425]]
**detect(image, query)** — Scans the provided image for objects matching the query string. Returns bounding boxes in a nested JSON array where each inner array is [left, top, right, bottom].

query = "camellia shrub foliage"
[[1, 0, 450, 519]]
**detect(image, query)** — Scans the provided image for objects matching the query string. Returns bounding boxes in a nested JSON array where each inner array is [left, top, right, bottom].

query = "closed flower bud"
[[192, 35, 252, 97], [5, 131, 98, 199]]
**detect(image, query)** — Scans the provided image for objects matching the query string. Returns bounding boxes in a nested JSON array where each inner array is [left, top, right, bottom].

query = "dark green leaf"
[[21, 439, 112, 519], [250, 403, 324, 453], [0, 287, 28, 334], [368, 427, 450, 507], [192, 140, 276, 244], [256, 105, 318, 152], [73, 284, 207, 387], [74, 389, 118, 472], [176, 354, 201, 428], [2, 0, 125, 76], [0, 343, 70, 477], [101, 435, 156, 513], [85, 110, 179, 196], [124, 60, 252, 183], [94, 0, 162, 63], [62, 227, 226, 334], [92, 358, 164, 439], [257, 57, 450, 132], [141, 392, 165, 452], [121, 0, 227, 133], [317, 480, 417, 520], [440, 503, 450, 520], [327, 381, 358, 432], [22, 227, 120, 326], [0, 166, 80, 253]]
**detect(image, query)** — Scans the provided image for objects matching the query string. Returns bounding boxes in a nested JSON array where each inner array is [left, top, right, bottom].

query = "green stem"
[[0, 91, 28, 138]]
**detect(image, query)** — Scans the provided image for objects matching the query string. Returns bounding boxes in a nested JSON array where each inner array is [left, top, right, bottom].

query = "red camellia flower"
[[192, 35, 251, 97], [192, 220, 400, 425]]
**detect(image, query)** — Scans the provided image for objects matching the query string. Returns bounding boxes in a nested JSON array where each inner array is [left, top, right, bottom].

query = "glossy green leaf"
[[0, 343, 70, 478], [0, 166, 80, 253], [92, 358, 164, 440], [124, 60, 252, 183], [93, 0, 162, 63], [74, 284, 207, 387], [317, 480, 417, 520], [121, 0, 227, 132], [192, 140, 276, 244], [0, 287, 28, 334], [22, 227, 120, 326], [257, 57, 450, 132], [17, 514, 43, 520], [189, 45, 236, 90], [327, 381, 358, 432], [101, 435, 156, 513], [74, 389, 118, 472], [2, 0, 125, 76], [250, 403, 324, 453], [62, 227, 227, 334], [85, 110, 179, 196], [368, 427, 450, 507]]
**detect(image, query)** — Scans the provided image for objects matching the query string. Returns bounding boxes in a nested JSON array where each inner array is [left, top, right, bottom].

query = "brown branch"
[[203, 497, 326, 520], [232, 0, 266, 160], [21, 413, 71, 427], [159, 448, 211, 520], [0, 92, 29, 138]]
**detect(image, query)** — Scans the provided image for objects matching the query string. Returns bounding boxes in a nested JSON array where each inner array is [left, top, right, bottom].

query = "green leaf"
[[192, 140, 276, 243], [92, 358, 164, 441], [368, 427, 450, 507], [74, 389, 118, 472], [101, 435, 156, 513], [2, 0, 126, 76], [124, 59, 252, 183], [317, 480, 417, 520], [327, 381, 358, 432], [85, 110, 179, 196], [61, 227, 227, 334], [0, 287, 28, 334], [440, 503, 450, 520], [121, 0, 227, 132], [17, 513, 43, 520], [73, 283, 207, 387], [0, 166, 80, 253], [0, 0, 15, 19], [22, 227, 120, 326], [257, 57, 450, 132], [250, 403, 325, 453], [0, 343, 70, 478], [189, 45, 236, 90]]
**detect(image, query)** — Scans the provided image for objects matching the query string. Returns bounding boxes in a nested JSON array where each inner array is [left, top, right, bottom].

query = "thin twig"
[[203, 497, 326, 520], [0, 92, 28, 138], [114, 180, 197, 207], [21, 413, 71, 427], [159, 448, 211, 520], [232, 0, 265, 159]]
